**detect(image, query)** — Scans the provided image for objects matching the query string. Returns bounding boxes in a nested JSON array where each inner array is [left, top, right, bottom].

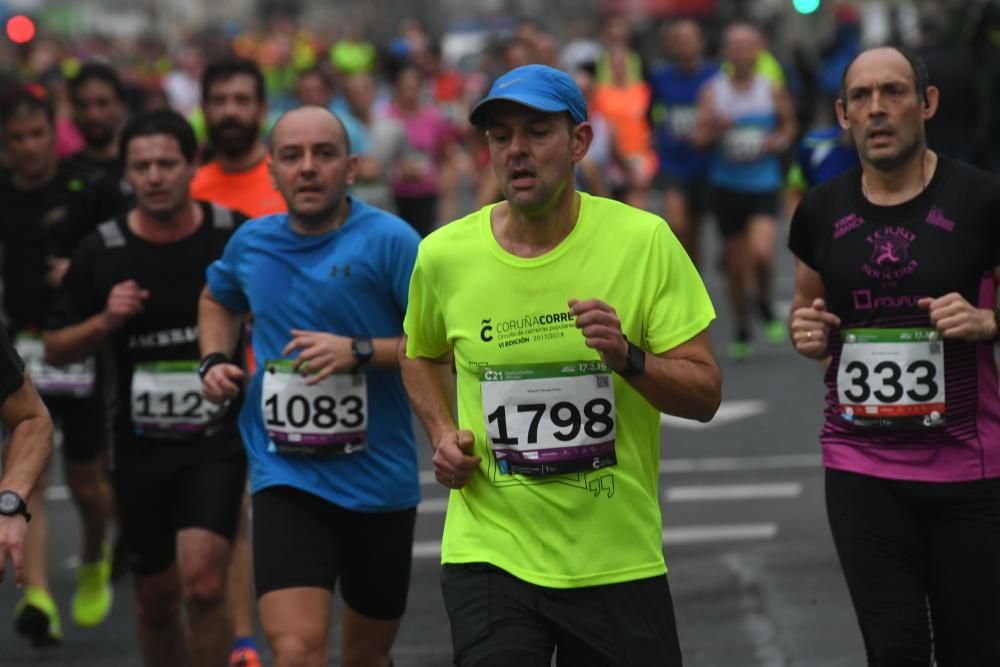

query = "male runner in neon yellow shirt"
[[402, 64, 722, 666]]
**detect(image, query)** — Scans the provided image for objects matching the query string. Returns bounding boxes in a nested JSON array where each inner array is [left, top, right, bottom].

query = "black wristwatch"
[[351, 337, 374, 367], [198, 352, 231, 380], [617, 336, 646, 378], [0, 490, 30, 523]]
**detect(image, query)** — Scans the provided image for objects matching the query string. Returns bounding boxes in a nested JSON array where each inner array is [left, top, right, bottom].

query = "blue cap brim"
[[469, 93, 571, 127]]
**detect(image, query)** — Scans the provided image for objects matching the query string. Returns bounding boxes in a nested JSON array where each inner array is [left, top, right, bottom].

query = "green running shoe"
[[765, 319, 788, 345], [727, 340, 753, 360], [72, 544, 113, 628], [14, 585, 62, 647]]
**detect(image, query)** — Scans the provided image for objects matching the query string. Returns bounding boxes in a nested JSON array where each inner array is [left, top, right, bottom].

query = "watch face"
[[0, 492, 17, 513], [355, 340, 374, 356]]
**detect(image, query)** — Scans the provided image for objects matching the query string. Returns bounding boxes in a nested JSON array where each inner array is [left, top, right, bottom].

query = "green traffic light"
[[793, 0, 820, 13]]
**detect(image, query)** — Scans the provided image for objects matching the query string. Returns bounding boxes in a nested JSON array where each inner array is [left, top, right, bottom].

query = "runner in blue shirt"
[[649, 19, 718, 266], [198, 105, 421, 667]]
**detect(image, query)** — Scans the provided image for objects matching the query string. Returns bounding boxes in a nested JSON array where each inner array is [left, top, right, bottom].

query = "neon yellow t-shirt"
[[404, 192, 715, 588]]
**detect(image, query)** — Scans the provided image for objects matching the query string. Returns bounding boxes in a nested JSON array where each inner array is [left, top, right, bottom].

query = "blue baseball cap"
[[469, 64, 588, 127]]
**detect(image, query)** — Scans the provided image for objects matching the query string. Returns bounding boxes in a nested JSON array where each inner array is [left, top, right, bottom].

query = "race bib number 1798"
[[480, 361, 617, 477]]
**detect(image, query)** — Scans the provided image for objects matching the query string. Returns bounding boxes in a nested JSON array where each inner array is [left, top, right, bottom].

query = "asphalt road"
[[0, 222, 867, 666]]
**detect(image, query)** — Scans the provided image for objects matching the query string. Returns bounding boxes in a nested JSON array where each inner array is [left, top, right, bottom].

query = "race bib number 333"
[[837, 328, 945, 428], [262, 360, 368, 456], [480, 361, 617, 477]]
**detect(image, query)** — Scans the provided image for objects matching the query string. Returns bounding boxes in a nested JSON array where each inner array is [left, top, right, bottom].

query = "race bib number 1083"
[[262, 360, 368, 456]]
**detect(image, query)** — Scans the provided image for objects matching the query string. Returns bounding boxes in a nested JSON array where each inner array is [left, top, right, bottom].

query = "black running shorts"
[[251, 485, 417, 620]]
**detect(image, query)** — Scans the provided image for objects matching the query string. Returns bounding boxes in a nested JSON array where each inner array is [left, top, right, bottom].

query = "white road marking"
[[420, 482, 802, 515], [410, 522, 779, 558], [660, 453, 820, 474], [44, 453, 820, 503], [661, 399, 768, 430], [664, 482, 803, 503], [418, 497, 449, 514]]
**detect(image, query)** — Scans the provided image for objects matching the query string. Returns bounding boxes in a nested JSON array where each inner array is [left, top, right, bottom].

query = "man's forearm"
[[625, 332, 721, 422], [629, 355, 721, 422], [198, 287, 244, 358], [0, 380, 54, 499], [370, 337, 404, 369], [1, 416, 53, 499], [43, 313, 112, 365], [401, 353, 458, 447]]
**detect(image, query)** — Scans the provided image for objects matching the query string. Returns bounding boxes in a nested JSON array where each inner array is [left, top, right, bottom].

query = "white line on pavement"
[[410, 522, 779, 558], [664, 482, 803, 503], [659, 453, 820, 474], [418, 452, 821, 486], [418, 497, 449, 514], [420, 482, 803, 515], [661, 399, 768, 430], [43, 453, 820, 502]]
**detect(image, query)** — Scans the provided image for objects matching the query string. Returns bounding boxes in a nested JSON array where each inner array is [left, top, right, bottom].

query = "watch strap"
[[351, 337, 374, 367], [617, 336, 646, 378], [198, 352, 231, 380]]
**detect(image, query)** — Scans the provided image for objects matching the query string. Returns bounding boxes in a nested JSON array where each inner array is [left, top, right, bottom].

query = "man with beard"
[[190, 56, 282, 667], [66, 62, 131, 212], [789, 47, 1000, 664], [0, 88, 117, 645], [199, 106, 421, 667], [191, 58, 286, 218]]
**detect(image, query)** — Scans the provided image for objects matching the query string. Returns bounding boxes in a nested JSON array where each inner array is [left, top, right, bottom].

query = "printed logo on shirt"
[[925, 206, 955, 232], [852, 289, 928, 311], [476, 310, 576, 349], [862, 227, 918, 287], [833, 212, 865, 240], [42, 205, 68, 227], [330, 265, 351, 277], [128, 326, 199, 350]]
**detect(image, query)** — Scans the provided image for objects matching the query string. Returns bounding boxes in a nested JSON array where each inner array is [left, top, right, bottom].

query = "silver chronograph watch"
[[0, 490, 30, 522]]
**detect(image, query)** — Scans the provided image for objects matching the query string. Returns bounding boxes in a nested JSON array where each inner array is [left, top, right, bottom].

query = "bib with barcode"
[[667, 105, 698, 139], [722, 127, 767, 162], [480, 361, 617, 477], [15, 333, 95, 397], [837, 328, 945, 428], [261, 360, 368, 456], [132, 361, 225, 437]]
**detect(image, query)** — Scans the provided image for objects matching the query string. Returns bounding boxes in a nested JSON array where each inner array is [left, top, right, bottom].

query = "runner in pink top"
[[384, 62, 457, 237], [789, 46, 1000, 665]]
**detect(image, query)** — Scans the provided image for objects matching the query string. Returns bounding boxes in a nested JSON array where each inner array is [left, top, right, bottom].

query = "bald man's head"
[[270, 105, 352, 157], [268, 105, 358, 230], [836, 47, 937, 171], [839, 46, 929, 109], [723, 24, 762, 77]]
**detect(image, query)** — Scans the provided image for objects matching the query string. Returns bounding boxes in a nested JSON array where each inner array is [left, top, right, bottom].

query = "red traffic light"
[[7, 15, 36, 44]]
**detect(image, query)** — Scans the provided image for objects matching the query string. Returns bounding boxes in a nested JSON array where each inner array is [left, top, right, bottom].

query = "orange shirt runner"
[[191, 158, 287, 219], [192, 158, 285, 375]]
